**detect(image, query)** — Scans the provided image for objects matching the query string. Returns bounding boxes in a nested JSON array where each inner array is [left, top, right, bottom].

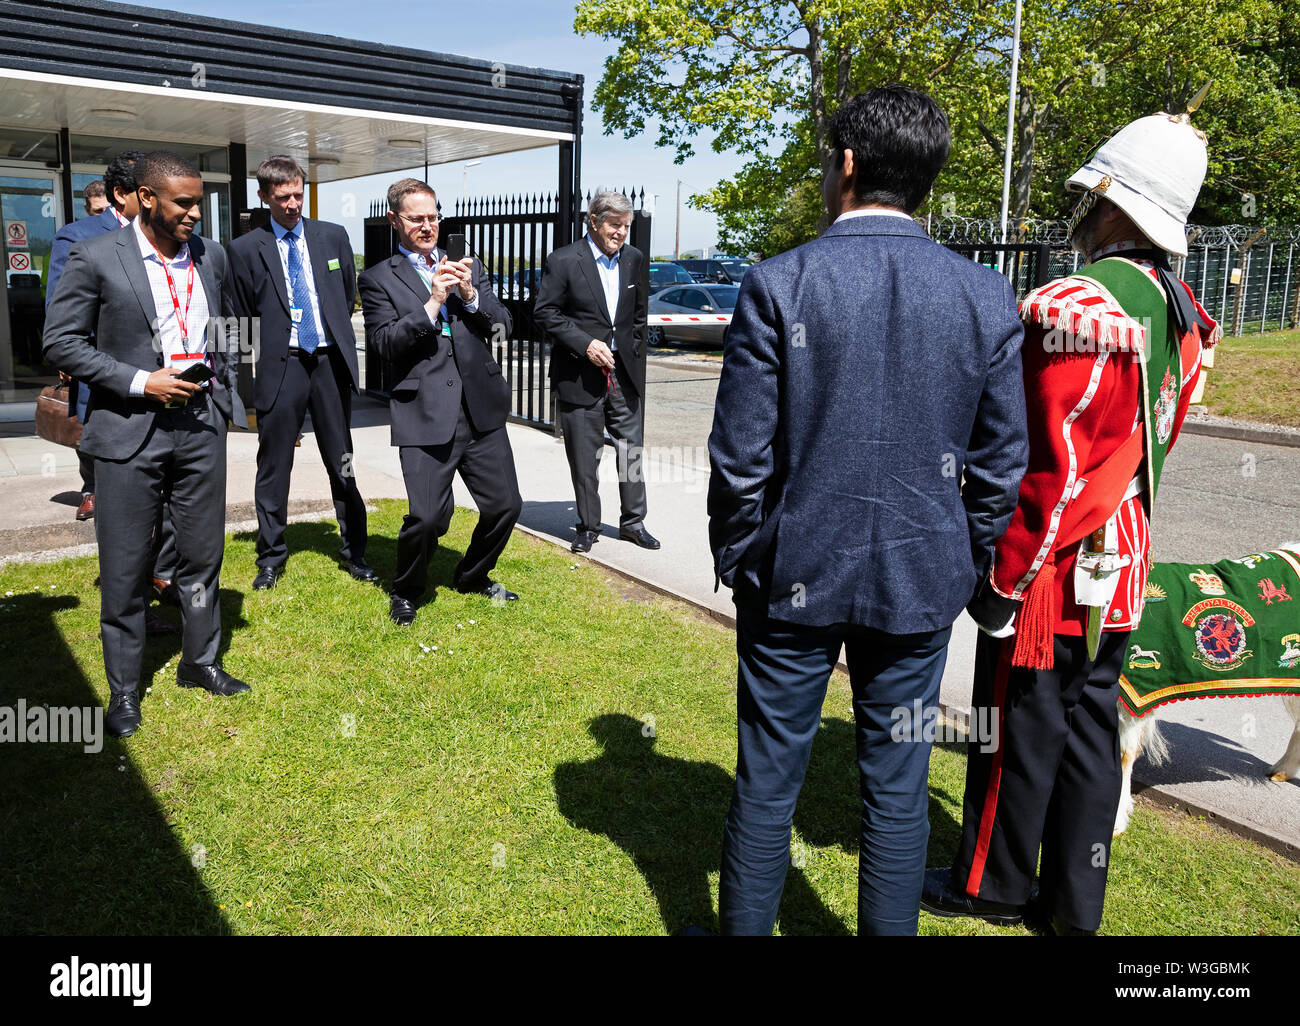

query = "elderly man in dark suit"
[[358, 178, 519, 626], [226, 155, 373, 591], [43, 151, 252, 739], [534, 190, 658, 554], [707, 86, 1028, 935], [47, 150, 145, 522]]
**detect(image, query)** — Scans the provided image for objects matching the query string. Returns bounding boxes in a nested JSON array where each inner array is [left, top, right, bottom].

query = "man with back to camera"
[[707, 85, 1028, 935], [43, 150, 252, 739], [533, 190, 658, 555], [358, 178, 520, 626], [225, 155, 374, 592]]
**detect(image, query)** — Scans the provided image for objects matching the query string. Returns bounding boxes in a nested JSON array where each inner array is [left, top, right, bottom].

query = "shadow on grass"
[[0, 590, 230, 934], [555, 713, 850, 935], [231, 521, 467, 605]]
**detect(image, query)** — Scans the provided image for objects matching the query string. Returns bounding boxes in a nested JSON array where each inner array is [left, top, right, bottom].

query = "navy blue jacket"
[[47, 207, 126, 423], [707, 214, 1028, 633]]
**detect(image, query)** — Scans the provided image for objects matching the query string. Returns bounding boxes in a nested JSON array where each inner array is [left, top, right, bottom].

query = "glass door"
[[1, 170, 61, 405]]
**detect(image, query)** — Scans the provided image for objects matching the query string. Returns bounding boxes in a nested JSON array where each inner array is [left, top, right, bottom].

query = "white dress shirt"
[[397, 245, 479, 323], [272, 217, 328, 349], [586, 234, 622, 348], [128, 218, 212, 397], [833, 207, 916, 225]]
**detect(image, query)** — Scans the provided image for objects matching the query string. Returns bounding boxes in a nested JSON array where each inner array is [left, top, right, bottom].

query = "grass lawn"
[[2, 500, 1297, 935], [1200, 328, 1300, 427]]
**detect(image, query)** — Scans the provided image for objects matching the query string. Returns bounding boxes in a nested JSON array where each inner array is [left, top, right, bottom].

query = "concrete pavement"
[[2, 349, 1297, 858]]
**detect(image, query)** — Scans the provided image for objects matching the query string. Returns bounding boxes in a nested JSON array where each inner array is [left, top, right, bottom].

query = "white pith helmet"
[[1066, 88, 1210, 257]]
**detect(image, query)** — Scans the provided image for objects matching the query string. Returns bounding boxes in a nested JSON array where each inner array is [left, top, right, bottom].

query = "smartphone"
[[176, 361, 215, 385], [446, 233, 467, 263]]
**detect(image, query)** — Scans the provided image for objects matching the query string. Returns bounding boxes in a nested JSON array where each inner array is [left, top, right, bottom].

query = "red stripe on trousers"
[[966, 637, 1014, 896]]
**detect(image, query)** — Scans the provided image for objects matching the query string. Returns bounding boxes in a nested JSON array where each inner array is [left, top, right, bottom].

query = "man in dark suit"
[[707, 86, 1028, 935], [226, 155, 373, 591], [47, 150, 145, 522], [43, 151, 252, 739], [534, 190, 658, 554], [358, 178, 520, 626]]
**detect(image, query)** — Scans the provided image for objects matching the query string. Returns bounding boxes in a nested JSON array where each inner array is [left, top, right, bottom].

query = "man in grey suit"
[[43, 151, 252, 739]]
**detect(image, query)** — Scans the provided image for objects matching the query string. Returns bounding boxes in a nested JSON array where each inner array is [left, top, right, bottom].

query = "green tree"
[[576, 0, 1300, 256]]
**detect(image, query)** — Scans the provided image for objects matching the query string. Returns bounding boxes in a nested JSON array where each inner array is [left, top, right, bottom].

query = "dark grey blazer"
[[358, 253, 512, 448], [42, 228, 246, 461], [533, 237, 648, 406], [225, 217, 359, 412]]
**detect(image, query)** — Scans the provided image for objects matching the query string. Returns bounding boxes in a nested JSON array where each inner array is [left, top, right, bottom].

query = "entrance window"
[[0, 172, 59, 404]]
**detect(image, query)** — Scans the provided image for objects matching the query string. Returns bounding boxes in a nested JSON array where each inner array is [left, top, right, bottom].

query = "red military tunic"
[[989, 242, 1220, 657]]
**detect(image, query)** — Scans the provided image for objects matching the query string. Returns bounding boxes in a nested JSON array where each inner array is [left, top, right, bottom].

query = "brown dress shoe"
[[75, 494, 95, 521]]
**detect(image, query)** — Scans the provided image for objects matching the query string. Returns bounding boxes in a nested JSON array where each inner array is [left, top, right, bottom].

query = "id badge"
[[290, 307, 304, 324], [168, 352, 204, 369], [441, 321, 452, 337]]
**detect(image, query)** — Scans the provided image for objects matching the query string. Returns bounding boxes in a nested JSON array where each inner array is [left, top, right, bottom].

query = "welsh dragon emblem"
[[1258, 578, 1292, 605]]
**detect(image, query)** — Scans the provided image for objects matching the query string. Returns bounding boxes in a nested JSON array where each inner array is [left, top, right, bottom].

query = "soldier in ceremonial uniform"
[[921, 100, 1221, 934]]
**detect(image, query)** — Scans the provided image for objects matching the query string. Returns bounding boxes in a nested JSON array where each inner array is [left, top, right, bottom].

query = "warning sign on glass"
[[8, 252, 32, 273], [5, 221, 28, 249]]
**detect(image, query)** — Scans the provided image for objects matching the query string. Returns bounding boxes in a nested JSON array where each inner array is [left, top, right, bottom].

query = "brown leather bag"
[[35, 381, 83, 449]]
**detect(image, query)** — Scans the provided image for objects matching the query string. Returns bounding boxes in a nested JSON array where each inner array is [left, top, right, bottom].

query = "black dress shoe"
[[340, 559, 380, 584], [571, 528, 599, 554], [389, 594, 417, 626], [144, 607, 178, 636], [456, 578, 519, 602], [1050, 914, 1096, 937], [252, 566, 284, 590], [177, 662, 251, 696], [919, 867, 1025, 925], [619, 524, 661, 550], [105, 692, 141, 738]]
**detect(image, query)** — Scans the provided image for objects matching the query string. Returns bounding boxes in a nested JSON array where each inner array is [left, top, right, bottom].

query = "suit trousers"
[[255, 345, 367, 570], [392, 407, 522, 601], [719, 604, 951, 936], [951, 631, 1127, 933], [93, 394, 227, 695], [557, 358, 647, 531]]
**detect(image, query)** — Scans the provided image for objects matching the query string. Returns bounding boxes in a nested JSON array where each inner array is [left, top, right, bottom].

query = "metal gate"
[[363, 189, 652, 431], [944, 242, 1052, 295]]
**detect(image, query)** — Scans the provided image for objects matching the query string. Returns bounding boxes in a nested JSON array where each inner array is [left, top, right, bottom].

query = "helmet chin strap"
[[1065, 175, 1112, 247]]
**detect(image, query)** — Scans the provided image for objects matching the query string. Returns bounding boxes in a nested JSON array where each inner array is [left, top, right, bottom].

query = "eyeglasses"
[[398, 213, 444, 227]]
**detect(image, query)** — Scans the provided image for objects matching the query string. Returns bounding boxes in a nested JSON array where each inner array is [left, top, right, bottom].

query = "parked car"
[[510, 266, 544, 299], [648, 261, 696, 293], [647, 284, 739, 346], [673, 258, 751, 285]]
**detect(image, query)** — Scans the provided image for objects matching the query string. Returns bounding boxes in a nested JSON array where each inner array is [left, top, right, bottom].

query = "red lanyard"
[[148, 240, 196, 350]]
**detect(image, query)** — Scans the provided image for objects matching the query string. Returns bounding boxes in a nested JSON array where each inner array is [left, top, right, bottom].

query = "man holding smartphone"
[[43, 151, 252, 738], [358, 178, 520, 626]]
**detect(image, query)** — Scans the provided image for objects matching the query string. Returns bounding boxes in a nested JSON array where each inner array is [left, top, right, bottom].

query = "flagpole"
[[999, 0, 1023, 250]]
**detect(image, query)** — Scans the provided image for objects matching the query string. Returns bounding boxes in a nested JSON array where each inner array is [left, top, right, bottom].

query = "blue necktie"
[[285, 230, 321, 353]]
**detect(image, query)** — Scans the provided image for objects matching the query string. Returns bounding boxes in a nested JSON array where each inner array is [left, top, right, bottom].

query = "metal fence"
[[362, 188, 653, 431], [930, 217, 1300, 337]]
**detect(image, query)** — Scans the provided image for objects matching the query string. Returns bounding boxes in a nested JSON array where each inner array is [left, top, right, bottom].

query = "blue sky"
[[177, 0, 750, 255]]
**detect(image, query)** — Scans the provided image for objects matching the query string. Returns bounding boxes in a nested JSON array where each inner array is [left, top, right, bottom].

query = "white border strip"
[[0, 66, 575, 143]]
